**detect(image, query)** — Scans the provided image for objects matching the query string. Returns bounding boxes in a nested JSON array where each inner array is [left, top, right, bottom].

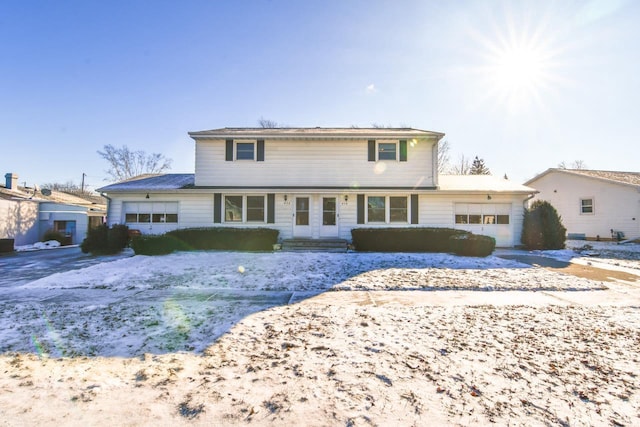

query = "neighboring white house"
[[0, 173, 106, 248], [99, 128, 537, 247], [525, 168, 640, 241]]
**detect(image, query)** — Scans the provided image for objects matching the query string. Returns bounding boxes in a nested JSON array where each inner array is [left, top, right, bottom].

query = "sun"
[[470, 14, 561, 114]]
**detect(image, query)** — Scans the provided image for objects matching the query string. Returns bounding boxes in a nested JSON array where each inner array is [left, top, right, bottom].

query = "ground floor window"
[[225, 195, 266, 223], [124, 202, 179, 223], [53, 220, 76, 236], [367, 196, 408, 224], [580, 198, 594, 214]]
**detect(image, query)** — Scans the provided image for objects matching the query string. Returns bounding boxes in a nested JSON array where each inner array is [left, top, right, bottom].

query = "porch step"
[[281, 238, 349, 252]]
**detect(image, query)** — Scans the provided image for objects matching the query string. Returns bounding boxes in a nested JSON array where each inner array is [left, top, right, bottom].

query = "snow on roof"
[[97, 174, 195, 192], [188, 127, 445, 140], [0, 185, 106, 209], [438, 175, 537, 193], [525, 168, 640, 188]]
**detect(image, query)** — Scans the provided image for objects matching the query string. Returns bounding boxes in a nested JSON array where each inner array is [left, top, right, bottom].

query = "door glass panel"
[[323, 197, 336, 226], [296, 197, 309, 226]]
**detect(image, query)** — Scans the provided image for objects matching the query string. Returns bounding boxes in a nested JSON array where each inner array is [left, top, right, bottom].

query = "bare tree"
[[258, 117, 281, 128], [449, 154, 472, 175], [98, 145, 172, 182], [40, 180, 81, 193], [437, 139, 451, 174], [558, 160, 588, 170]]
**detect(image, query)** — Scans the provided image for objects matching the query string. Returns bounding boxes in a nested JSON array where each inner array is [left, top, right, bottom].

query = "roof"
[[97, 173, 535, 194], [438, 175, 537, 193], [525, 168, 640, 188], [97, 174, 195, 192], [0, 186, 106, 211], [188, 127, 445, 140]]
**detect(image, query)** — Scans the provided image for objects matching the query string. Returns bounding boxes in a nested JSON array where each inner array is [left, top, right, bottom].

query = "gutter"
[[100, 192, 112, 226]]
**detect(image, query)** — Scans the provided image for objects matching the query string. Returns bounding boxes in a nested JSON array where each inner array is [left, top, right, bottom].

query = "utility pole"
[[81, 173, 86, 193]]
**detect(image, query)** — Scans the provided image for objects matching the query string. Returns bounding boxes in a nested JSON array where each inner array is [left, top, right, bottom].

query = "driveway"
[[0, 246, 134, 288]]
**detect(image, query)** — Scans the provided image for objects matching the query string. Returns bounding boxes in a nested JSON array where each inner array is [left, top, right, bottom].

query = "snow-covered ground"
[[0, 241, 639, 426]]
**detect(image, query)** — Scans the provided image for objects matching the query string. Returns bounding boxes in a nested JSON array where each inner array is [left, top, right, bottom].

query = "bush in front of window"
[[351, 227, 470, 252], [130, 234, 190, 255], [166, 227, 279, 251], [521, 200, 566, 250], [448, 234, 496, 257], [81, 224, 130, 255], [43, 229, 67, 246]]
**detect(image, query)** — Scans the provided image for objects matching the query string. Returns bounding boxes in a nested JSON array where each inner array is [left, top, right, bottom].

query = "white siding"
[[106, 191, 527, 246], [195, 138, 436, 188], [529, 172, 640, 240]]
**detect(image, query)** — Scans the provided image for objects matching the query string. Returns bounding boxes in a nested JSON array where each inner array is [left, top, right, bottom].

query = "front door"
[[293, 196, 311, 237], [320, 196, 339, 237]]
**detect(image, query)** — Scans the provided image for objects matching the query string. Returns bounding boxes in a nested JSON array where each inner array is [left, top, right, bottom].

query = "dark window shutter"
[[267, 193, 275, 223], [214, 193, 222, 223], [411, 194, 419, 224], [225, 140, 233, 161], [357, 194, 365, 224], [400, 140, 407, 162], [257, 140, 265, 162], [368, 140, 376, 162]]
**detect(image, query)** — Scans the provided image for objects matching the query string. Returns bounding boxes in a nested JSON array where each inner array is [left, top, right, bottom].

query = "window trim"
[[223, 194, 267, 223], [365, 195, 409, 224], [580, 197, 594, 215]]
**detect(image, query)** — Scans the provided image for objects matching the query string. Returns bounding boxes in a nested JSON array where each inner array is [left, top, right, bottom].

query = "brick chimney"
[[4, 173, 18, 190]]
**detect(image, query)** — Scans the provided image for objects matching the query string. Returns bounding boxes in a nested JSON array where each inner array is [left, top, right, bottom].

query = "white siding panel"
[[194, 139, 436, 188]]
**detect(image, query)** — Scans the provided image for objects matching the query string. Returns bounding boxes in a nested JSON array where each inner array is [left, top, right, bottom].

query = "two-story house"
[[98, 128, 536, 247]]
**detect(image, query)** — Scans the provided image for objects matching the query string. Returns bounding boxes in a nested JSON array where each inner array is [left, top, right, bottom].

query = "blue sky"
[[1, 0, 638, 191]]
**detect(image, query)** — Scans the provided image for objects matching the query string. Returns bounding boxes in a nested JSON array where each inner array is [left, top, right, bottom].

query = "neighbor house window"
[[225, 195, 266, 223], [580, 198, 594, 214], [378, 142, 397, 161], [236, 142, 255, 160]]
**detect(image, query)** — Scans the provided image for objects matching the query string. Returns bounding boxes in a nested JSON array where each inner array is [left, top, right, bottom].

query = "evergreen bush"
[[351, 227, 470, 252], [166, 227, 279, 251], [43, 229, 66, 245], [521, 200, 567, 250], [130, 234, 190, 255], [81, 224, 130, 255], [449, 234, 496, 257]]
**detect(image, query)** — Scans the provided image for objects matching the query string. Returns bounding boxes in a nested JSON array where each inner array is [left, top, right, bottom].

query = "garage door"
[[454, 203, 512, 247]]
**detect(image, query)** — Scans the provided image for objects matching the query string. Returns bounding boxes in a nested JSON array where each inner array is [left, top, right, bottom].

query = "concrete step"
[[281, 239, 349, 252]]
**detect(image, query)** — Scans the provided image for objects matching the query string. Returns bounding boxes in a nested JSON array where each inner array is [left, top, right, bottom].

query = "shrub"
[[449, 234, 496, 257], [0, 239, 14, 253], [81, 224, 130, 255], [166, 227, 279, 251], [521, 200, 567, 250], [351, 227, 470, 252], [43, 229, 66, 245], [130, 234, 190, 255]]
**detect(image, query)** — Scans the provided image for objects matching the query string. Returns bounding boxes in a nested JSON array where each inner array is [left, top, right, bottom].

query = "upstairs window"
[[378, 143, 397, 160], [580, 198, 594, 214], [236, 142, 255, 160]]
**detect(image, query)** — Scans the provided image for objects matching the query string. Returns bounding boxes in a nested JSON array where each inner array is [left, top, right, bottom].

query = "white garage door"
[[454, 203, 512, 247]]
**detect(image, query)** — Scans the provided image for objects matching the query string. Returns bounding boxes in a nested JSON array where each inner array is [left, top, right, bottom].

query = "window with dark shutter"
[[368, 140, 376, 162], [399, 140, 407, 162], [257, 140, 265, 162], [225, 140, 233, 161], [267, 194, 275, 223], [357, 194, 365, 224], [411, 194, 419, 224], [214, 193, 222, 223]]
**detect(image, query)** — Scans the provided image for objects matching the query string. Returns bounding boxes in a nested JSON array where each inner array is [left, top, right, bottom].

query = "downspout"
[[100, 192, 111, 227]]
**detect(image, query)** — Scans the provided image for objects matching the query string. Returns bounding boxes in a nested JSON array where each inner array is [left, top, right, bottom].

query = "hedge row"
[[132, 227, 280, 255], [351, 227, 495, 257], [81, 224, 130, 255]]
